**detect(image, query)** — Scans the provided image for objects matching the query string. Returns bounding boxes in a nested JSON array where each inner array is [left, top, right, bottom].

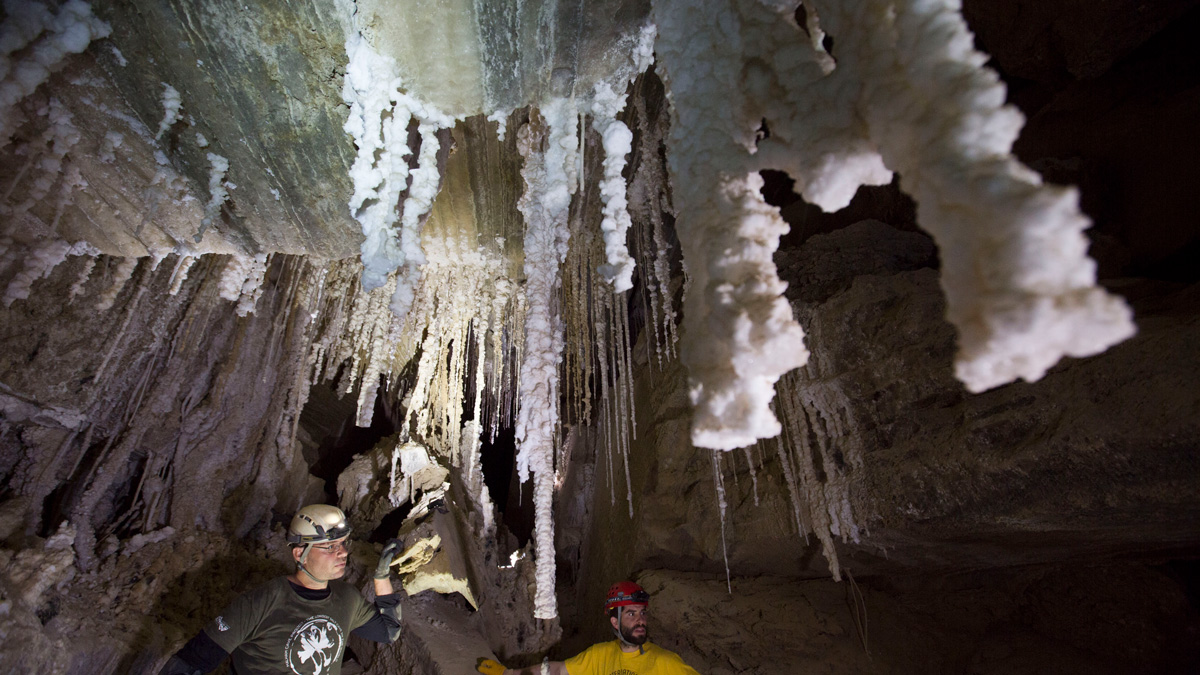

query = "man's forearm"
[[374, 576, 394, 596]]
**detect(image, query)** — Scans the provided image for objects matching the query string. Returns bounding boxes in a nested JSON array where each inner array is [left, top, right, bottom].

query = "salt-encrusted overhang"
[[652, 0, 1134, 450]]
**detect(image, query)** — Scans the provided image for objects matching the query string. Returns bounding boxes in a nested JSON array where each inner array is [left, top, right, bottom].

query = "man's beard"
[[620, 623, 648, 647]]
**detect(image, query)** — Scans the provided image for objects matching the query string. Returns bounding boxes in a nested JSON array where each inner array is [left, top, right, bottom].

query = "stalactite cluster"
[[0, 0, 1159, 648]]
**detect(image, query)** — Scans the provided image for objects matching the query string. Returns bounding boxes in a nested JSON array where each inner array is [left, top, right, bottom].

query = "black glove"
[[375, 538, 402, 579]]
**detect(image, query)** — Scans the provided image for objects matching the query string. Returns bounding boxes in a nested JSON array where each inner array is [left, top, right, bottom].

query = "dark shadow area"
[[762, 170, 921, 252], [300, 375, 400, 501], [479, 425, 533, 548], [970, 1, 1200, 283], [368, 502, 415, 544], [116, 547, 288, 674]]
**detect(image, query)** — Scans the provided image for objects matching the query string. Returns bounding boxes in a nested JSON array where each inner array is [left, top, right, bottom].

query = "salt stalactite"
[[195, 152, 229, 242], [710, 449, 732, 592], [97, 130, 122, 163], [166, 251, 196, 295], [154, 83, 182, 140], [487, 108, 511, 142], [773, 434, 808, 538], [0, 0, 111, 146], [68, 253, 95, 301], [352, 281, 401, 427], [234, 253, 269, 317], [95, 255, 139, 311], [390, 122, 442, 318], [341, 29, 455, 312], [403, 262, 484, 458], [217, 253, 256, 303], [51, 164, 86, 229], [459, 312, 495, 523], [460, 419, 495, 535], [514, 99, 579, 620], [626, 82, 679, 369], [743, 444, 759, 506], [589, 81, 636, 293], [2, 238, 68, 305], [651, 0, 810, 451], [4, 96, 80, 218], [772, 369, 864, 581]]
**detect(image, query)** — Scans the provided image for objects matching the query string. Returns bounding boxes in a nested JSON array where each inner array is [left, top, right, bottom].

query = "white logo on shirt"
[[285, 615, 344, 675], [216, 616, 229, 632]]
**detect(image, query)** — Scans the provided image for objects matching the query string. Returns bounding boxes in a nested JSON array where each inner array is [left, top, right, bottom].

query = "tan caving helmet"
[[288, 505, 352, 579], [287, 504, 352, 546]]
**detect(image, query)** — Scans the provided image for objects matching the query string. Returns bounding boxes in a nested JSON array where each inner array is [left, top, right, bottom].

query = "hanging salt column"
[[514, 98, 579, 620], [651, 0, 810, 451]]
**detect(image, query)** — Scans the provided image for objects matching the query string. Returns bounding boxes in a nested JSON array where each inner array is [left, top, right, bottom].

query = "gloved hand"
[[375, 539, 402, 580], [476, 657, 506, 675]]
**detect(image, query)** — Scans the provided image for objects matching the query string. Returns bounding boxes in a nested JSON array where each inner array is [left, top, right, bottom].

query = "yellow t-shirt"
[[564, 640, 701, 675]]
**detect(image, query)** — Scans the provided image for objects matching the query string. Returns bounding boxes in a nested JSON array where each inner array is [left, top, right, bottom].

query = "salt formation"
[[773, 369, 864, 581], [587, 23, 656, 293], [652, 0, 811, 452], [154, 83, 181, 140], [388, 441, 450, 509], [234, 254, 270, 317], [166, 251, 196, 295], [514, 101, 579, 620], [97, 130, 122, 163], [625, 77, 680, 369], [806, 0, 1136, 392], [3, 96, 81, 220], [195, 152, 229, 242], [591, 81, 637, 293], [95, 255, 138, 311], [2, 238, 93, 306], [341, 28, 456, 317], [0, 0, 111, 146], [653, 0, 1132, 440], [67, 253, 95, 300]]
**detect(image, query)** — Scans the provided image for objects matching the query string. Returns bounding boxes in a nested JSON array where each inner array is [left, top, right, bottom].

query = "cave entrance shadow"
[[115, 547, 289, 674]]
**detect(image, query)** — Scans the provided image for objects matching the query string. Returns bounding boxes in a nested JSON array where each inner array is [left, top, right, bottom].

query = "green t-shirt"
[[203, 576, 377, 675], [564, 640, 702, 675]]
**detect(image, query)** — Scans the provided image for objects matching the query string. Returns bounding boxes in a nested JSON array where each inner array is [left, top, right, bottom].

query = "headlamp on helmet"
[[605, 581, 650, 612]]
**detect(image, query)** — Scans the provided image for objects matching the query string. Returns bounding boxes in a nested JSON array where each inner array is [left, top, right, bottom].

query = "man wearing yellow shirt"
[[477, 581, 701, 675]]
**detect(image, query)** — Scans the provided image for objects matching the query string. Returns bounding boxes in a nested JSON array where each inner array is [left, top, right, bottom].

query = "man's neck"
[[289, 570, 329, 590]]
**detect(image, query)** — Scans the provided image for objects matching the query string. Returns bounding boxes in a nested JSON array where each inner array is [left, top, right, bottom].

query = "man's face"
[[611, 603, 649, 646], [293, 536, 350, 581]]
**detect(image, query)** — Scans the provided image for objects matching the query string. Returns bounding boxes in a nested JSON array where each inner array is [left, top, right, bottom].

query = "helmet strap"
[[295, 544, 331, 586]]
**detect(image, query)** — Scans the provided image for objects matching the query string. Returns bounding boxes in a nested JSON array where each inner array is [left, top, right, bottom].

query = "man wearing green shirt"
[[160, 504, 403, 675]]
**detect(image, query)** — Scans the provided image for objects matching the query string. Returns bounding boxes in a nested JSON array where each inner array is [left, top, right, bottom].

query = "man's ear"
[[609, 613, 619, 631], [292, 546, 303, 563]]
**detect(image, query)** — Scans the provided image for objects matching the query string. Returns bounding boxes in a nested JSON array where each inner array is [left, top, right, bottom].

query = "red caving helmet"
[[605, 581, 650, 612]]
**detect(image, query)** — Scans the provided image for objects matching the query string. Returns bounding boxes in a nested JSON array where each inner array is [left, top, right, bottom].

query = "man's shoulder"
[[326, 578, 366, 598], [231, 575, 290, 603], [645, 643, 700, 673], [645, 643, 689, 664]]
